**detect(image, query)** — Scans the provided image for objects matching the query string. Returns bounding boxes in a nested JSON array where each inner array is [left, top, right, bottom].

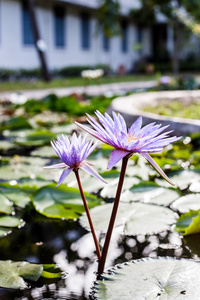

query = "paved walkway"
[[0, 80, 156, 102]]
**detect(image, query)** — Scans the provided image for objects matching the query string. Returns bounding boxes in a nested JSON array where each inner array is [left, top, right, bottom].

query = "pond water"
[[0, 217, 198, 300], [1, 96, 200, 299]]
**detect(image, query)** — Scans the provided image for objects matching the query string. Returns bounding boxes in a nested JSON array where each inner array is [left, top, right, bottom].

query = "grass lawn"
[[0, 74, 156, 92]]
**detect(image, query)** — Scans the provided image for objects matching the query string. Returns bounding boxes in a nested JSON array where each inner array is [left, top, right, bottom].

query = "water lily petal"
[[80, 162, 107, 183], [141, 153, 174, 186], [107, 149, 130, 169], [57, 167, 73, 187], [44, 163, 66, 169]]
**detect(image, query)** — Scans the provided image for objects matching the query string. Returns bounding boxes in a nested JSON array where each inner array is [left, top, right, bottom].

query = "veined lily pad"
[[93, 257, 200, 300], [32, 183, 102, 219], [171, 194, 200, 213], [0, 261, 64, 289], [175, 210, 200, 235], [121, 182, 179, 205], [80, 202, 176, 235]]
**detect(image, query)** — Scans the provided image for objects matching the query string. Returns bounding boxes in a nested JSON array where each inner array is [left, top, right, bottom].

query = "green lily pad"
[[0, 261, 64, 289], [14, 129, 56, 147], [175, 210, 200, 235], [32, 183, 102, 219], [0, 156, 51, 181], [156, 170, 200, 190], [93, 257, 200, 299], [171, 194, 200, 213], [0, 183, 33, 208], [0, 193, 14, 214], [0, 215, 24, 237], [0, 116, 32, 132], [31, 146, 58, 158], [121, 182, 179, 205], [80, 202, 176, 235]]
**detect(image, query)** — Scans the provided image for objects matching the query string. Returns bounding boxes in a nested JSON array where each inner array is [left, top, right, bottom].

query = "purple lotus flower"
[[76, 111, 182, 185], [44, 133, 107, 187]]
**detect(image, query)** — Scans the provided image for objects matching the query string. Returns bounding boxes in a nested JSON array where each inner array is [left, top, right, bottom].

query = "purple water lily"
[[44, 133, 106, 187], [76, 110, 181, 185]]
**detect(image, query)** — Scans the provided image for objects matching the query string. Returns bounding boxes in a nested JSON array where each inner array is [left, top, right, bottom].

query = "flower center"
[[127, 134, 140, 142]]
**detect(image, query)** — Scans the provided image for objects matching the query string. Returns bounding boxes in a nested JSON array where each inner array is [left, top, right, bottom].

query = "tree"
[[96, 0, 121, 38], [27, 0, 51, 81]]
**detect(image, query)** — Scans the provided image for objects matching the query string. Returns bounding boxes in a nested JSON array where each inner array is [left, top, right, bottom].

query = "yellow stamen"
[[127, 135, 140, 142]]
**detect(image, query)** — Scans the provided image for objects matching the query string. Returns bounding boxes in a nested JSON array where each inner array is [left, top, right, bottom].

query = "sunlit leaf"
[[94, 257, 200, 299], [0, 193, 13, 214], [32, 183, 102, 219], [0, 156, 51, 181], [156, 170, 200, 190], [80, 202, 176, 235], [171, 194, 200, 213], [121, 182, 179, 205], [0, 261, 64, 289], [175, 210, 200, 235], [14, 129, 56, 147], [0, 183, 33, 208]]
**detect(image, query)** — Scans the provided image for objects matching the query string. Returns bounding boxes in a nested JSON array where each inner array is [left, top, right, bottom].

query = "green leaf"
[[172, 194, 200, 213], [0, 260, 43, 289], [14, 129, 56, 147], [156, 169, 200, 190], [0, 183, 33, 208], [94, 257, 200, 299], [0, 156, 51, 181], [0, 193, 13, 214], [0, 216, 23, 228], [32, 183, 101, 219], [122, 181, 179, 205], [0, 116, 32, 132], [80, 202, 176, 235], [175, 210, 200, 235]]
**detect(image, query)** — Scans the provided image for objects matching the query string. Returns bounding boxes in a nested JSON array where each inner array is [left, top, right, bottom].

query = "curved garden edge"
[[107, 90, 200, 136]]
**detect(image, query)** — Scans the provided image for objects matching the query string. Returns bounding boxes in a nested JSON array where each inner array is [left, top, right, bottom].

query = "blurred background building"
[[0, 0, 200, 74]]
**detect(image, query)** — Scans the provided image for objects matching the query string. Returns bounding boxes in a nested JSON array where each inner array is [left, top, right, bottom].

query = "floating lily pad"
[[175, 210, 200, 235], [0, 215, 24, 237], [0, 261, 64, 289], [0, 156, 51, 181], [93, 257, 200, 300], [171, 194, 200, 213], [156, 170, 200, 190], [0, 193, 14, 214], [32, 183, 102, 220], [80, 202, 176, 235], [31, 146, 57, 158], [121, 182, 179, 206], [0, 183, 33, 208], [14, 129, 56, 147], [0, 116, 32, 132]]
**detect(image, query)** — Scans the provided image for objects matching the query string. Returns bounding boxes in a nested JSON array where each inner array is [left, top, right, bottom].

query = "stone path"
[[0, 80, 156, 103]]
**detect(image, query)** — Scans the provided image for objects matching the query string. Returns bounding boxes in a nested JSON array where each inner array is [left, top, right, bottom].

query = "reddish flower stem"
[[97, 156, 129, 275], [74, 169, 101, 261]]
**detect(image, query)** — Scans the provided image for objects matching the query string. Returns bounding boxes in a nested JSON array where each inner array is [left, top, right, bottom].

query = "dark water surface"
[[0, 214, 197, 300]]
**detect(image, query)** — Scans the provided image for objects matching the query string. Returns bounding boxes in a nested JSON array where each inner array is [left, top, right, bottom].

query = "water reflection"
[[0, 214, 197, 300]]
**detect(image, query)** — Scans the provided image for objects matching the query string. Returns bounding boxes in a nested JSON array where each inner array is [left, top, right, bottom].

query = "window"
[[22, 1, 34, 45], [102, 33, 110, 51], [121, 21, 128, 53], [80, 13, 90, 49], [54, 6, 65, 47]]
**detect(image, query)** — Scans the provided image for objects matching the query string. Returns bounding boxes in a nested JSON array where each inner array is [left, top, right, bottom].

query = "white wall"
[[0, 0, 144, 71]]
